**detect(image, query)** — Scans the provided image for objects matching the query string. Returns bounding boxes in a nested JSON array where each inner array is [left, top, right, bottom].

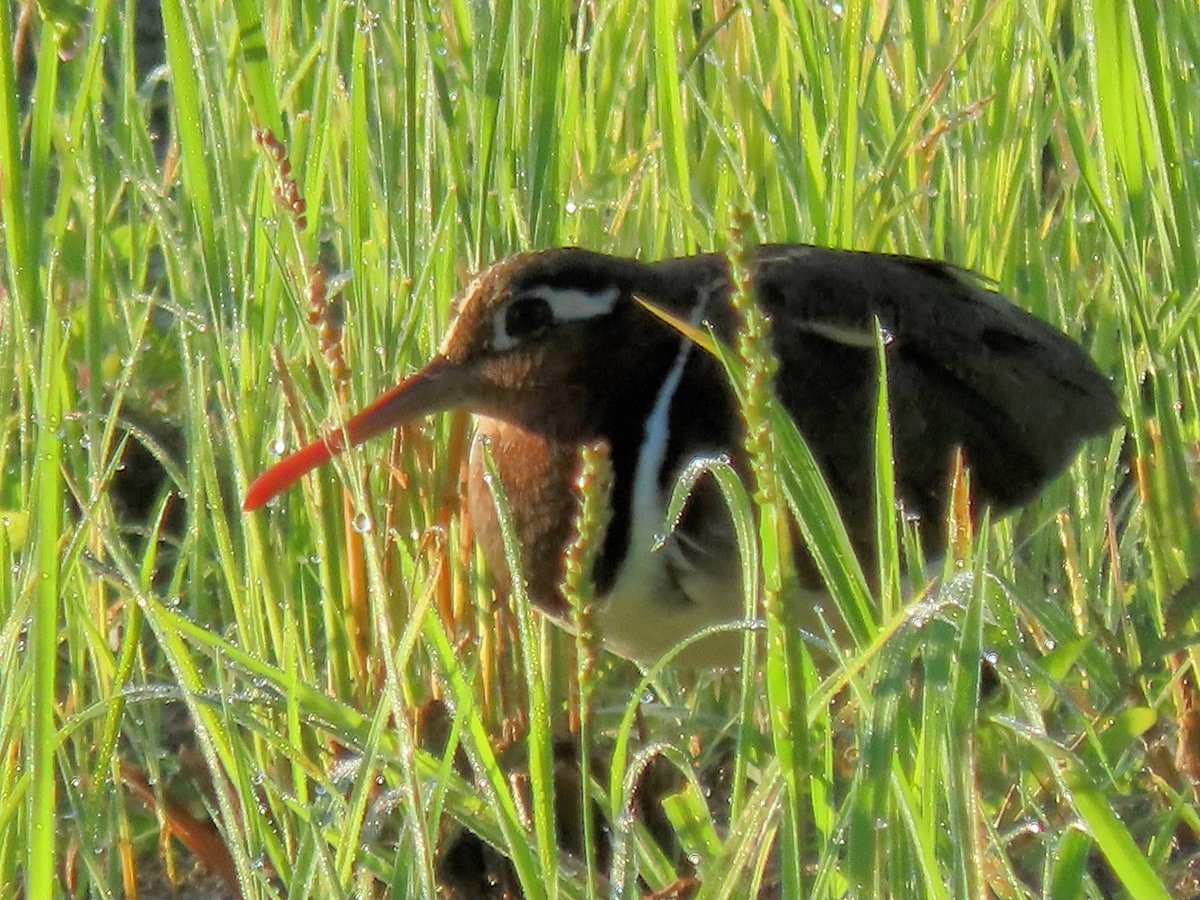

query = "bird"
[[243, 245, 1121, 665]]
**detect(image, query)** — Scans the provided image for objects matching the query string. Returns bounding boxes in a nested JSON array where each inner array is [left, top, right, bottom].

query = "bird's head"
[[242, 248, 655, 510]]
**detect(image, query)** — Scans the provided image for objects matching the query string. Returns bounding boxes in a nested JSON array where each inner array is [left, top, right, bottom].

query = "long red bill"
[[243, 356, 463, 511]]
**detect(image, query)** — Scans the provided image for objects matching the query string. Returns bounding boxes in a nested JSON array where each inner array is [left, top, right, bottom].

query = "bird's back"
[[649, 245, 1120, 535]]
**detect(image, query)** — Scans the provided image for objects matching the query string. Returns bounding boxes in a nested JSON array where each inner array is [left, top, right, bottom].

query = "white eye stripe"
[[491, 285, 620, 350], [529, 285, 620, 320]]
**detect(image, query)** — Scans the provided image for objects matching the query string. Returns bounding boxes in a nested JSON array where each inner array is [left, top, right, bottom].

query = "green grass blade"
[[27, 257, 64, 900]]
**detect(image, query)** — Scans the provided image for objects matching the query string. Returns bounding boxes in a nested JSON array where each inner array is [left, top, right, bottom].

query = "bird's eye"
[[504, 295, 555, 342]]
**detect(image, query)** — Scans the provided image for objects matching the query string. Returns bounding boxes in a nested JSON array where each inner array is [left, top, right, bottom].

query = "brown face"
[[242, 249, 649, 510], [437, 254, 639, 433]]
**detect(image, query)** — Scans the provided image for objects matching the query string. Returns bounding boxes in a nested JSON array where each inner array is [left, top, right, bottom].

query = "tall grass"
[[2, 1, 1198, 897]]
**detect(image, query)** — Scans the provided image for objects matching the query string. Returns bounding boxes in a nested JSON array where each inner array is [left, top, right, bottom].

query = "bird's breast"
[[465, 411, 750, 666], [466, 417, 580, 620]]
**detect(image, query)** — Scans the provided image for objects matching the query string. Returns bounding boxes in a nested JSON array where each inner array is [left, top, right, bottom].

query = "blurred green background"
[[2, 0, 1198, 897]]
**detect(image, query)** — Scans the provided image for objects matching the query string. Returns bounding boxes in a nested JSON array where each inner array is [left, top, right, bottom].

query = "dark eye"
[[504, 295, 554, 341]]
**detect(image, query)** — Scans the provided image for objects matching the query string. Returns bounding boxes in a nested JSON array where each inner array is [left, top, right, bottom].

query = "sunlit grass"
[[2, 1, 1198, 897]]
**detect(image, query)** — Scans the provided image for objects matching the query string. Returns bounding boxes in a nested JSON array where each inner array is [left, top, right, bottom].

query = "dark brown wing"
[[745, 244, 1120, 524]]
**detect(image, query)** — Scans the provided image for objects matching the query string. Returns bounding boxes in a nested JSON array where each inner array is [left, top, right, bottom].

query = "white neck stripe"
[[624, 282, 717, 550]]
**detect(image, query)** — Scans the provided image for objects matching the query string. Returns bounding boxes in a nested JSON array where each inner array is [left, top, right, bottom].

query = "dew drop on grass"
[[353, 512, 374, 533]]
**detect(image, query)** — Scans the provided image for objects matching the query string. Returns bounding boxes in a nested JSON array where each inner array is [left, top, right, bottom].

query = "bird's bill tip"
[[242, 438, 335, 511]]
